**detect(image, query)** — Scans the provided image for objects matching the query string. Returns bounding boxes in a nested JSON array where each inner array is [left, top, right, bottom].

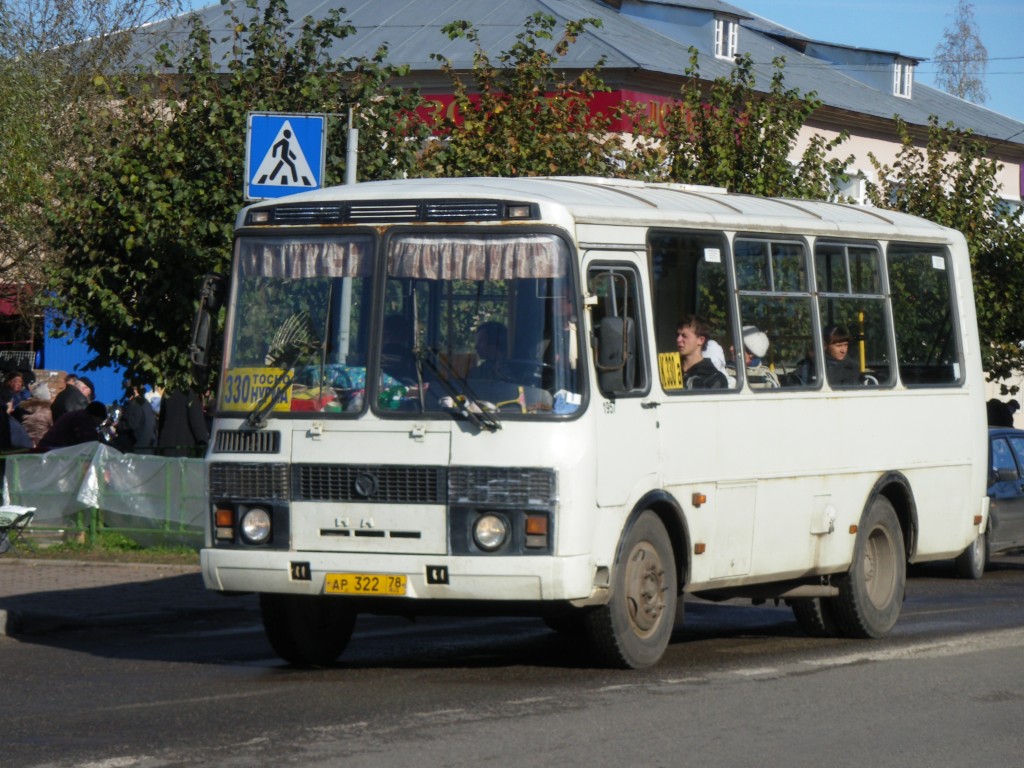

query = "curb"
[[0, 607, 21, 636]]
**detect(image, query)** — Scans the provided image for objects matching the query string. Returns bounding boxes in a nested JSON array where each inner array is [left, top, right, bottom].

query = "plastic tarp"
[[3, 442, 207, 546]]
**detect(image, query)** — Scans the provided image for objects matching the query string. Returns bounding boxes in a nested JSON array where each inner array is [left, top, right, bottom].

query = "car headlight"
[[473, 513, 509, 551], [240, 507, 272, 544]]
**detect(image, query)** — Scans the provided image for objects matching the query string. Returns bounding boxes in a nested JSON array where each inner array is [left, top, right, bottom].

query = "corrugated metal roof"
[[132, 0, 1024, 149]]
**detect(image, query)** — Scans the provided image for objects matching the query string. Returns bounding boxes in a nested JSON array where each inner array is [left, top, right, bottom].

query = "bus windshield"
[[220, 231, 582, 419]]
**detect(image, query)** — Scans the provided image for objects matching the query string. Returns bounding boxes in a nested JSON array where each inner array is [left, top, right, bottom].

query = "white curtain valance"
[[388, 234, 569, 280], [238, 236, 373, 278]]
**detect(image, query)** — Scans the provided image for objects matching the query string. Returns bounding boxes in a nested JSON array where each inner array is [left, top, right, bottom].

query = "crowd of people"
[[0, 367, 210, 457]]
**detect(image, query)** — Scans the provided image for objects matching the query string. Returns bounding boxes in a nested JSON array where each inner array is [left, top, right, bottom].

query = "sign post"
[[245, 113, 327, 201]]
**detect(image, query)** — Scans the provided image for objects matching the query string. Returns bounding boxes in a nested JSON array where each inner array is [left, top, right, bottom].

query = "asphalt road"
[[4, 555, 1024, 768]]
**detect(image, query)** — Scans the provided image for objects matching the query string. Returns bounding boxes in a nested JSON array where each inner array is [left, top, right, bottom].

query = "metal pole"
[[345, 107, 359, 185]]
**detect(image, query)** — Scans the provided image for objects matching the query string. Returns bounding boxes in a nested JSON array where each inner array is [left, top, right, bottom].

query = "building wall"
[[986, 374, 1023, 430], [791, 124, 1022, 201]]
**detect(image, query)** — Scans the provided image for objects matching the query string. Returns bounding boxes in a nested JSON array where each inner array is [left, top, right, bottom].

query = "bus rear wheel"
[[260, 593, 356, 667], [955, 531, 988, 579], [584, 511, 677, 669], [833, 497, 906, 638], [790, 597, 842, 638]]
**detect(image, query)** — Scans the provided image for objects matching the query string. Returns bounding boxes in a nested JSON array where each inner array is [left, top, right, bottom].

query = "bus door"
[[585, 254, 660, 506]]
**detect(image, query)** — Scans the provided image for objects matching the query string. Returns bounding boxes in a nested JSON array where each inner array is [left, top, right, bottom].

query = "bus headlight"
[[240, 507, 272, 544], [473, 513, 509, 551]]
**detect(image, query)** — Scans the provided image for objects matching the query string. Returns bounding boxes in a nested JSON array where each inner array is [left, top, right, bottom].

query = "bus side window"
[[647, 230, 736, 393], [815, 242, 894, 388], [735, 238, 815, 390], [588, 266, 648, 396], [888, 245, 963, 387]]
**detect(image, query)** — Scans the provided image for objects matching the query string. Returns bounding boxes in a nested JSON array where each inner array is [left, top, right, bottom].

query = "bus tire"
[[543, 611, 589, 636], [259, 593, 356, 667], [790, 597, 842, 638], [833, 497, 906, 638], [955, 531, 987, 580], [584, 511, 676, 669]]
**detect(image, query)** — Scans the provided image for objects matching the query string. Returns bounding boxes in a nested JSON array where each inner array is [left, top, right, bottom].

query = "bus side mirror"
[[190, 274, 227, 369], [596, 316, 635, 393]]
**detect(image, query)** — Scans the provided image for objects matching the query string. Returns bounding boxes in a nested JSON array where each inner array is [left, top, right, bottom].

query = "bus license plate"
[[324, 573, 407, 596]]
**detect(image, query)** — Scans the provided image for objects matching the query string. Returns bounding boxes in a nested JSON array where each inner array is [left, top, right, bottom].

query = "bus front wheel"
[[584, 511, 677, 669], [260, 593, 356, 667], [834, 497, 906, 638]]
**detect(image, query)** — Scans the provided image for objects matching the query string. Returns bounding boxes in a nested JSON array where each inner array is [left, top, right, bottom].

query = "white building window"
[[893, 60, 914, 98], [834, 172, 867, 206], [715, 17, 739, 60]]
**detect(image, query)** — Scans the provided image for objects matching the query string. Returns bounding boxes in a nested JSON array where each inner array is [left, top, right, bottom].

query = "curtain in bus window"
[[888, 244, 962, 387], [388, 234, 568, 280], [238, 236, 373, 278]]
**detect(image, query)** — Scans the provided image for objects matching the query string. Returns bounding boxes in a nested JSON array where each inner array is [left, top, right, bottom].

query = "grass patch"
[[23, 529, 200, 566]]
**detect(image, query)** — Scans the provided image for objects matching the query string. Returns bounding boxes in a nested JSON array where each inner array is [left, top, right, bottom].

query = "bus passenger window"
[[735, 238, 815, 390], [888, 245, 963, 387], [647, 230, 737, 394], [815, 242, 893, 388]]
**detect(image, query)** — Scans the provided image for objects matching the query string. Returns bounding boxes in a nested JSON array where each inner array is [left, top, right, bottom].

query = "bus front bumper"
[[201, 548, 601, 604]]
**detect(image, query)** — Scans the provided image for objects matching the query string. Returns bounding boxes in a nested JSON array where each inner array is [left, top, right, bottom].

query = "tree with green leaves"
[[47, 0, 428, 388], [628, 50, 851, 199], [866, 116, 1024, 384], [0, 0, 182, 343], [417, 13, 628, 178], [933, 0, 988, 104]]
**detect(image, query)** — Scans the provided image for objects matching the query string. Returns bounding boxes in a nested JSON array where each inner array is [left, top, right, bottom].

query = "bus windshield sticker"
[[220, 367, 292, 412]]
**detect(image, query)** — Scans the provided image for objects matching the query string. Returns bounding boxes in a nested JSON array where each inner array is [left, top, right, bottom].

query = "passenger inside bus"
[[728, 325, 780, 389], [468, 321, 509, 381], [791, 324, 860, 386], [676, 315, 728, 389]]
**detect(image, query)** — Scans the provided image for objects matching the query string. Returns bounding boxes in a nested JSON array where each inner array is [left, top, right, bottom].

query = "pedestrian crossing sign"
[[245, 113, 327, 201]]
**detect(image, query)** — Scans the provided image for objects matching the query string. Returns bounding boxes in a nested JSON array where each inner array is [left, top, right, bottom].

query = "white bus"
[[192, 177, 988, 669]]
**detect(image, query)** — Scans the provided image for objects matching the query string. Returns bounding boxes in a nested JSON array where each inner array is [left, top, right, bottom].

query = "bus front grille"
[[209, 462, 290, 501], [212, 430, 281, 454], [295, 465, 446, 504]]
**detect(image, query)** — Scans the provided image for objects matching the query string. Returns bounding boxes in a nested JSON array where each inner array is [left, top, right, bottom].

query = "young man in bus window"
[[676, 315, 728, 390]]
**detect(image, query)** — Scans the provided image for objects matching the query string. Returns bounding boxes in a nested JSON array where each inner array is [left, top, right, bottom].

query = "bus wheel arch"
[[833, 493, 907, 638], [629, 490, 690, 594], [866, 471, 917, 562], [584, 502, 681, 669]]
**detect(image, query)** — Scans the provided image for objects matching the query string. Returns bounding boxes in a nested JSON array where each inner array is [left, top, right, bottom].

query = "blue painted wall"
[[42, 312, 126, 406]]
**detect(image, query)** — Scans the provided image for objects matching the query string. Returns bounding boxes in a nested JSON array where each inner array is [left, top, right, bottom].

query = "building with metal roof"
[[131, 0, 1024, 201]]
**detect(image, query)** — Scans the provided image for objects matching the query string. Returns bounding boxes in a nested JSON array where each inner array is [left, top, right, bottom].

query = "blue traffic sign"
[[246, 113, 327, 200]]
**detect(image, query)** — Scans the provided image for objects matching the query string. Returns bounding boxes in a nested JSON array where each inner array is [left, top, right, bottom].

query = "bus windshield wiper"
[[247, 312, 320, 429], [416, 348, 501, 432], [246, 367, 298, 429]]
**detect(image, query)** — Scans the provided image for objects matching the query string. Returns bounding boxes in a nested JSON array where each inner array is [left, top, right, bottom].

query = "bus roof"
[[241, 176, 961, 243]]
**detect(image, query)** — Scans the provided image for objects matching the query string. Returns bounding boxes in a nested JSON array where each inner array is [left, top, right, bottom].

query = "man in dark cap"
[[50, 374, 92, 421]]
